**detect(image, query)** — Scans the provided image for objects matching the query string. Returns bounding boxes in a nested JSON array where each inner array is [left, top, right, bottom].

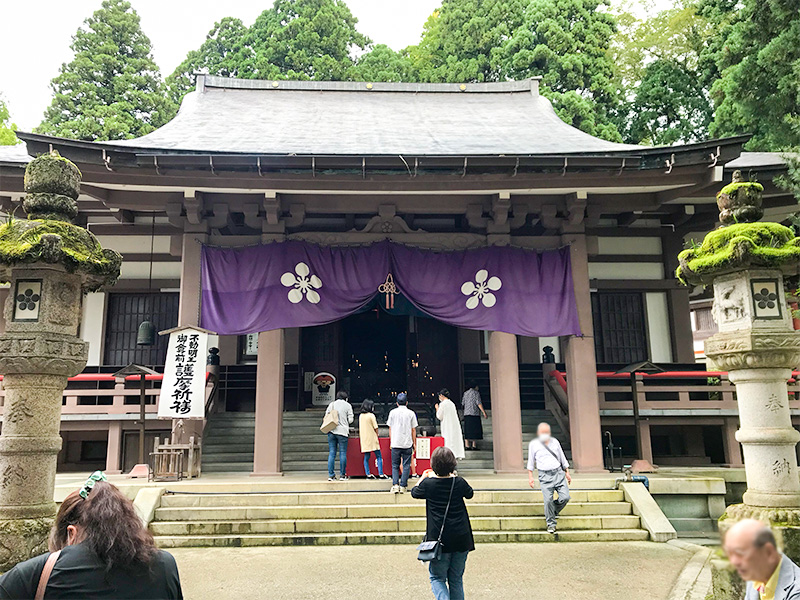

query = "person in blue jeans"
[[325, 391, 354, 481], [411, 446, 475, 600]]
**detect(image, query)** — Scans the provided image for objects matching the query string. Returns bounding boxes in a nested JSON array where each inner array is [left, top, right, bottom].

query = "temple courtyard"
[[170, 541, 708, 599]]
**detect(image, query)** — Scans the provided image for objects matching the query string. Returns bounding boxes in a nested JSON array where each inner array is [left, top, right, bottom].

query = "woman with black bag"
[[411, 446, 475, 600]]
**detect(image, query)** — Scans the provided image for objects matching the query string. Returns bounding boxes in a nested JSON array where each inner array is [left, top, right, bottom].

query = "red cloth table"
[[345, 436, 445, 477]]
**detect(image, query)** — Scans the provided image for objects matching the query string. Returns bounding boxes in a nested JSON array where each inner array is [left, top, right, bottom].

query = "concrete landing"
[[171, 542, 692, 600]]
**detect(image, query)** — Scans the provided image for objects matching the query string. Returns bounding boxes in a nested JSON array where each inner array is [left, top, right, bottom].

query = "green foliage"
[[718, 181, 763, 198], [351, 45, 416, 83], [610, 0, 714, 144], [501, 0, 622, 140], [36, 0, 176, 141], [409, 1, 525, 83], [236, 0, 369, 81], [166, 17, 248, 104], [677, 222, 800, 285], [706, 0, 800, 150], [0, 96, 18, 146]]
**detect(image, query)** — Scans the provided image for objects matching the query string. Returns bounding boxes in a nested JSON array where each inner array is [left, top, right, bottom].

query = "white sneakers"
[[390, 485, 407, 494]]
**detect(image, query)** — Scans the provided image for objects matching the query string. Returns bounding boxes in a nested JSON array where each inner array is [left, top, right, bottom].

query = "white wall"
[[80, 292, 106, 366], [645, 292, 672, 362], [537, 336, 562, 362], [588, 263, 665, 280]]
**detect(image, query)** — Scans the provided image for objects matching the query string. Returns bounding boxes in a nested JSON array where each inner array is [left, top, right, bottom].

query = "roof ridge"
[[196, 74, 541, 95]]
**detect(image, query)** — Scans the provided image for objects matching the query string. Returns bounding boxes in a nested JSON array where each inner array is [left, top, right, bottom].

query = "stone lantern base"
[[0, 517, 52, 570]]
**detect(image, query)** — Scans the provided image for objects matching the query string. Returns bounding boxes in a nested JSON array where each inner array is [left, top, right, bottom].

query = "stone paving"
[[171, 541, 693, 600]]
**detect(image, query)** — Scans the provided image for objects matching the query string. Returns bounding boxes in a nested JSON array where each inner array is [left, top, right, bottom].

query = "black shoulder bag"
[[417, 477, 456, 562]]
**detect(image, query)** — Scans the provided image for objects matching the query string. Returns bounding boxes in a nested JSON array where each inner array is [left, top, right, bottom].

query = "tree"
[[0, 96, 18, 145], [609, 0, 714, 144], [351, 45, 417, 82], [501, 0, 622, 141], [408, 1, 526, 83], [166, 17, 248, 104], [627, 59, 711, 145], [37, 0, 175, 141], [236, 0, 369, 80], [707, 0, 800, 150]]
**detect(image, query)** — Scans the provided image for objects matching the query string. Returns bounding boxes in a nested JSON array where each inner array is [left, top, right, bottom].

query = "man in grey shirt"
[[387, 392, 418, 493], [527, 422, 571, 534], [325, 391, 353, 481]]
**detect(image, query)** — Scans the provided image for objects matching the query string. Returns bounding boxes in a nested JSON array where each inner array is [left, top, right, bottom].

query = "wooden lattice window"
[[592, 292, 648, 364], [103, 293, 179, 367]]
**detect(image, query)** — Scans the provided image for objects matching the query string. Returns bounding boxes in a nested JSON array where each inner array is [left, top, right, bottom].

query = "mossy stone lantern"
[[0, 151, 121, 571], [678, 172, 800, 594]]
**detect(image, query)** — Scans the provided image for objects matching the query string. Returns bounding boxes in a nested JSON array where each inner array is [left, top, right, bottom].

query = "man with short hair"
[[725, 519, 800, 599], [387, 392, 418, 494], [527, 422, 571, 534], [325, 391, 353, 482]]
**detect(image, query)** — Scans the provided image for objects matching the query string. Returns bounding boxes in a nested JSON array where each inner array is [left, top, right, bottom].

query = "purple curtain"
[[200, 240, 581, 337]]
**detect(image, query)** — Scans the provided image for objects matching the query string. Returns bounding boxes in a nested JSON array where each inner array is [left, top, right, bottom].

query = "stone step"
[[159, 489, 625, 508], [153, 528, 649, 548], [151, 514, 641, 536], [203, 443, 256, 453], [202, 463, 254, 472], [154, 501, 632, 522]]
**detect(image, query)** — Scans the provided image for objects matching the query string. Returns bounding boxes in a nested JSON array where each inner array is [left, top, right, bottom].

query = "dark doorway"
[[342, 310, 407, 403], [591, 291, 648, 364], [104, 292, 179, 366]]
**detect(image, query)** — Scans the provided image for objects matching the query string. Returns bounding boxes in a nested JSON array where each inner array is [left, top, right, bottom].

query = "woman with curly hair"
[[0, 472, 182, 599]]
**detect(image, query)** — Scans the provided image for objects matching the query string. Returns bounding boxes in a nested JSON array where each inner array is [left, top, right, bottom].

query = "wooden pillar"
[[662, 236, 695, 363], [638, 420, 654, 465], [561, 232, 606, 472], [177, 231, 208, 442], [105, 421, 122, 474], [488, 331, 524, 473], [723, 417, 744, 467], [252, 329, 285, 476]]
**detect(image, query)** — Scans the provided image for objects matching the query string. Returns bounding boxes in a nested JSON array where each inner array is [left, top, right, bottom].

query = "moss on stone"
[[718, 181, 764, 198], [22, 193, 79, 222], [677, 222, 800, 285], [23, 152, 81, 200], [0, 219, 121, 291]]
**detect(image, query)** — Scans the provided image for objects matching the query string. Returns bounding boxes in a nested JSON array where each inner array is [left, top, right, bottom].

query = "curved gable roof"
[[110, 76, 642, 156]]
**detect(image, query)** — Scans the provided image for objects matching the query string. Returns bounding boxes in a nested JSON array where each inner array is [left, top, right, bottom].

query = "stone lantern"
[[678, 172, 800, 595], [0, 151, 121, 570]]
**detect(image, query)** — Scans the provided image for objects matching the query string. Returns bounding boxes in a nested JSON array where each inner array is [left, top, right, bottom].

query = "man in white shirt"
[[387, 392, 418, 493], [325, 391, 354, 481], [527, 422, 571, 534]]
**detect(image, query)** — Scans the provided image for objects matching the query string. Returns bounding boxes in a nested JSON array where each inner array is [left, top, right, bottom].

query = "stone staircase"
[[150, 482, 648, 548], [203, 409, 570, 474]]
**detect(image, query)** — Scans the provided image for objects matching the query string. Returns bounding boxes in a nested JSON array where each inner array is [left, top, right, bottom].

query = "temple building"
[[0, 76, 795, 475]]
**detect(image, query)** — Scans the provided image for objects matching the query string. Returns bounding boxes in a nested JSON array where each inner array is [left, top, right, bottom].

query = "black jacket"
[[411, 475, 475, 554]]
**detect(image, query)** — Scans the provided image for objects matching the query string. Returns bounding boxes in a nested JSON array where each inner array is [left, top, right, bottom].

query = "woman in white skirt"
[[436, 388, 465, 460]]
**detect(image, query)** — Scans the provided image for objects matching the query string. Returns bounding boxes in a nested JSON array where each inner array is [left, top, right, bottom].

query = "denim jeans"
[[327, 433, 348, 478], [391, 447, 413, 487], [428, 551, 469, 600], [363, 450, 384, 476]]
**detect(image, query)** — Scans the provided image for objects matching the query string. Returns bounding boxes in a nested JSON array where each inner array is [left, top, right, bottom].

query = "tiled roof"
[[109, 76, 643, 156]]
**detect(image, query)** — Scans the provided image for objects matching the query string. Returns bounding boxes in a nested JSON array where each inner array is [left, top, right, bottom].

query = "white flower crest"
[[280, 262, 322, 304], [461, 269, 502, 309]]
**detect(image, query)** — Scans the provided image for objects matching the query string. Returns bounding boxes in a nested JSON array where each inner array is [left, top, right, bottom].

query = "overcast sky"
[[0, 0, 662, 132]]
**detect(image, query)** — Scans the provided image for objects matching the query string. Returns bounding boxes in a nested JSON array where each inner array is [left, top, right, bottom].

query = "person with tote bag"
[[324, 391, 354, 481], [411, 446, 475, 600]]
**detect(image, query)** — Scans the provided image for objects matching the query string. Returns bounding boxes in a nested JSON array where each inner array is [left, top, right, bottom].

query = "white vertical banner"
[[158, 327, 209, 419]]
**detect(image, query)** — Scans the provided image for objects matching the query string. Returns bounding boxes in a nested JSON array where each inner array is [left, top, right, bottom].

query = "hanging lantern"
[[137, 320, 155, 346]]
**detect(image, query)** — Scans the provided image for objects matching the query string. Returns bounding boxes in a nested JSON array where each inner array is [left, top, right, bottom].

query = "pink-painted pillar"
[[562, 232, 606, 472], [489, 331, 524, 473], [105, 421, 122, 474], [723, 417, 744, 467], [177, 231, 208, 443], [252, 329, 285, 476]]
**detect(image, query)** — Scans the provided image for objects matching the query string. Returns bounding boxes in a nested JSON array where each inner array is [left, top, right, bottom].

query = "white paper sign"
[[311, 372, 336, 406], [158, 328, 209, 419], [416, 437, 431, 460]]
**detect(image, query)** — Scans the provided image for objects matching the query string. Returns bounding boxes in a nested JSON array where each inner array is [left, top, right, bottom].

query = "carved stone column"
[[0, 152, 120, 569]]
